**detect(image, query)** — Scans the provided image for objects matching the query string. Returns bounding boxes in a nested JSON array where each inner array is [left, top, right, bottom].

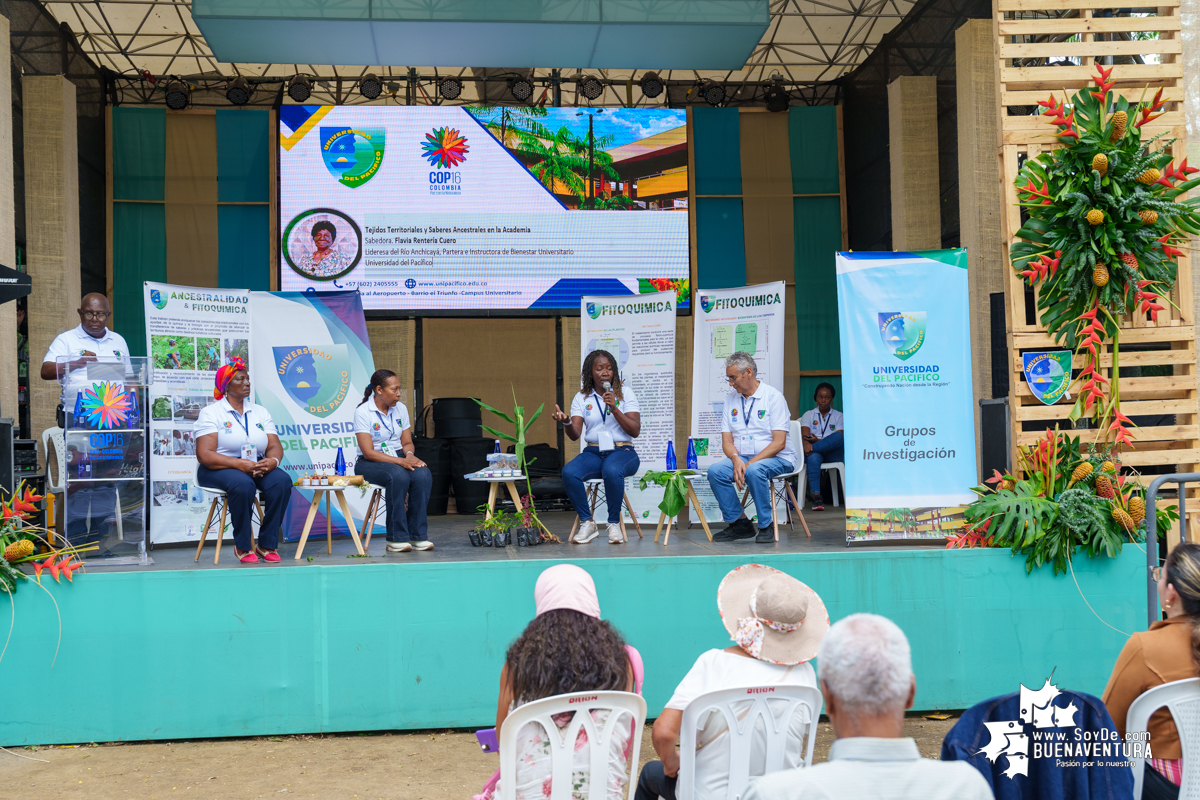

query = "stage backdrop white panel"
[[578, 291, 675, 524], [144, 282, 252, 544], [689, 282, 788, 524]]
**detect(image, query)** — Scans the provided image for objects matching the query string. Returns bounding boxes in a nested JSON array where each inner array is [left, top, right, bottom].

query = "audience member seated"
[[477, 564, 640, 800], [745, 614, 993, 800], [1104, 542, 1200, 800], [636, 564, 828, 800], [799, 383, 844, 512]]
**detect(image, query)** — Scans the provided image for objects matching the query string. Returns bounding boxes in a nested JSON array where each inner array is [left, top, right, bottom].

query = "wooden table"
[[655, 474, 713, 545], [293, 485, 366, 560]]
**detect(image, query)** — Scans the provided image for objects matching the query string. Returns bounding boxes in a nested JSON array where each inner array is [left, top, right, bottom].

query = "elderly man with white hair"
[[708, 351, 798, 543], [744, 614, 994, 800]]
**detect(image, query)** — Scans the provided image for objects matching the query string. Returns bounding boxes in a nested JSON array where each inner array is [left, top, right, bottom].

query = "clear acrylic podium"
[[57, 355, 151, 565]]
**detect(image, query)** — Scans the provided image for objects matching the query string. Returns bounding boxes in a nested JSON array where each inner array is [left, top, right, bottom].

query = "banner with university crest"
[[249, 290, 376, 539], [835, 251, 976, 543]]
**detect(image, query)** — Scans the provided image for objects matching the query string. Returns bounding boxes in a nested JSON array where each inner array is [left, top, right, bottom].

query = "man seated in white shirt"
[[744, 614, 994, 800], [799, 383, 844, 512], [707, 351, 798, 544], [635, 564, 828, 800]]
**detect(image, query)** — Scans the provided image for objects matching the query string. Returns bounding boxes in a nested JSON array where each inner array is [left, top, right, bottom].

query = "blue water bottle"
[[335, 446, 346, 476], [72, 391, 84, 428], [665, 440, 677, 472], [494, 440, 501, 454], [686, 438, 698, 470], [77, 449, 90, 479], [127, 390, 140, 428]]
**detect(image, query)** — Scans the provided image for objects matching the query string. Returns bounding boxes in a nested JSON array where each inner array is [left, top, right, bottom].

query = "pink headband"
[[534, 564, 600, 619]]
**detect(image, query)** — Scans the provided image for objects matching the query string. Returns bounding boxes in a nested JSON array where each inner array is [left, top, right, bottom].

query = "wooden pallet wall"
[[993, 0, 1197, 519]]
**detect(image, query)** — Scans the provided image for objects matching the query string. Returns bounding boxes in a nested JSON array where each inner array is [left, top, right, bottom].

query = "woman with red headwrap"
[[194, 358, 291, 563]]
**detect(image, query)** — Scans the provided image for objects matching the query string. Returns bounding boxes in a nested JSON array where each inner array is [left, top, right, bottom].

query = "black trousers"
[[1144, 762, 1180, 800], [635, 761, 678, 800]]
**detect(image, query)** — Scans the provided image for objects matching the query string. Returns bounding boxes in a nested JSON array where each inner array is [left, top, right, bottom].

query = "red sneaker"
[[809, 495, 825, 512], [234, 548, 259, 564], [255, 547, 281, 563]]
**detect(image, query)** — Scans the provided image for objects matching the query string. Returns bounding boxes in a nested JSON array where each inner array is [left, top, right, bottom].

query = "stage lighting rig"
[[639, 71, 664, 98], [360, 73, 382, 100], [225, 77, 251, 106], [509, 76, 534, 102], [765, 79, 789, 112], [699, 79, 725, 106], [439, 77, 463, 100], [288, 75, 312, 102], [164, 80, 190, 110], [578, 74, 604, 100]]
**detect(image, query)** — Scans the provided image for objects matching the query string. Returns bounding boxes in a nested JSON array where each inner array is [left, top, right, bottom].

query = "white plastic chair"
[[678, 684, 823, 800], [1126, 677, 1200, 799], [192, 460, 265, 564], [498, 690, 646, 800], [569, 478, 643, 542], [797, 462, 845, 508], [738, 420, 811, 540], [42, 425, 124, 543]]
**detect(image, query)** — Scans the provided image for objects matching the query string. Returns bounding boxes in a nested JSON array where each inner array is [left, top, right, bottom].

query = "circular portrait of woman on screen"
[[282, 208, 363, 281]]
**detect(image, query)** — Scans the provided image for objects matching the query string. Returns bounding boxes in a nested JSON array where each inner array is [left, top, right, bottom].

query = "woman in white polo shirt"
[[194, 358, 291, 564], [353, 369, 433, 553], [550, 349, 641, 545]]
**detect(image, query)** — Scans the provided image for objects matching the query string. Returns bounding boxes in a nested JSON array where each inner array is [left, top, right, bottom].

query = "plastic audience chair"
[[192, 459, 265, 565], [1125, 677, 1200, 799], [796, 463, 845, 508], [569, 478, 643, 542], [497, 690, 646, 800], [678, 684, 823, 800]]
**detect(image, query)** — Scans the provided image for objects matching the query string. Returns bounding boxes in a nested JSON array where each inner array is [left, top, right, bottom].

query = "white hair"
[[817, 613, 913, 718], [725, 351, 757, 375]]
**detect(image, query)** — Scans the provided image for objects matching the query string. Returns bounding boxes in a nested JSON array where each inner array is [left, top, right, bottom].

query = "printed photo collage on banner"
[[146, 284, 376, 545]]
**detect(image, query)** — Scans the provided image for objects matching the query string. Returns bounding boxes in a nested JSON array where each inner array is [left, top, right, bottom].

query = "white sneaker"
[[607, 523, 623, 544], [386, 541, 412, 553], [410, 540, 435, 551], [574, 520, 600, 544]]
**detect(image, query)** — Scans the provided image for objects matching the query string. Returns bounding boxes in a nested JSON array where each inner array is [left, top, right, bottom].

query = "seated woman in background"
[[799, 382, 844, 511], [551, 349, 641, 545], [194, 358, 291, 564], [1103, 542, 1200, 800], [353, 369, 433, 553], [476, 564, 642, 800]]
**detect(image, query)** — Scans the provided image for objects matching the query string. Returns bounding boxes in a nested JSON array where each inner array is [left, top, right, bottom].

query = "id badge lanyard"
[[375, 409, 396, 454], [737, 396, 757, 456]]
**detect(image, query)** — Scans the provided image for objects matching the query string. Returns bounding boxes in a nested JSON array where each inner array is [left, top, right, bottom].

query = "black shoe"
[[755, 526, 774, 543], [714, 518, 755, 541]]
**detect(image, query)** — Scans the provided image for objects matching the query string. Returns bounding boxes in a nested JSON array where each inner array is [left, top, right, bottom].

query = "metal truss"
[[40, 0, 916, 106]]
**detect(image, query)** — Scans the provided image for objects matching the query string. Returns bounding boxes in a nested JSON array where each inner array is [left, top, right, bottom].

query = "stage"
[[0, 509, 1147, 747]]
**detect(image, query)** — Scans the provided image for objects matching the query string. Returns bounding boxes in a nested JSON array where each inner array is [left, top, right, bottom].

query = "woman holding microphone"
[[552, 350, 641, 545], [354, 369, 433, 553]]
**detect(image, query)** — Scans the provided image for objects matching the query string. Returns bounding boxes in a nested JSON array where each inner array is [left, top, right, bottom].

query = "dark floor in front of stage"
[[95, 506, 937, 572]]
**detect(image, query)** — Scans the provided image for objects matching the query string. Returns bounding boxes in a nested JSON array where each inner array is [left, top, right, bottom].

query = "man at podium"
[[40, 293, 131, 412]]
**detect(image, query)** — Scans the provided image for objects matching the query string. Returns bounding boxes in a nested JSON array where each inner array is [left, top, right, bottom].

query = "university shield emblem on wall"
[[1023, 351, 1073, 404]]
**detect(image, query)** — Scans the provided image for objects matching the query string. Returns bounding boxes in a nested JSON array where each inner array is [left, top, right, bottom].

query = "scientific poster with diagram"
[[144, 282, 252, 544], [579, 292, 675, 524], [689, 282, 788, 522], [249, 290, 377, 540], [836, 250, 976, 543]]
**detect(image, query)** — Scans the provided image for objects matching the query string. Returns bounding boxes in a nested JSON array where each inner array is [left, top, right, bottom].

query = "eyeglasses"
[[81, 311, 110, 320], [725, 374, 743, 384], [1150, 566, 1164, 582]]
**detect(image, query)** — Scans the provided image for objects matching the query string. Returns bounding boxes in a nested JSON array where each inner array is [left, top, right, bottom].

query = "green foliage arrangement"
[[1011, 65, 1199, 446], [638, 469, 698, 519], [475, 388, 559, 542]]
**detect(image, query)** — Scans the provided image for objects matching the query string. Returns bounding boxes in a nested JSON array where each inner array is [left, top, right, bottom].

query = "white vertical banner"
[[144, 282, 252, 544], [580, 292, 676, 523], [689, 282, 788, 523]]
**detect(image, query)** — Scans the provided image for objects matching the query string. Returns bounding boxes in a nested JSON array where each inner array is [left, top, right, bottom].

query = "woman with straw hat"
[[636, 564, 829, 800]]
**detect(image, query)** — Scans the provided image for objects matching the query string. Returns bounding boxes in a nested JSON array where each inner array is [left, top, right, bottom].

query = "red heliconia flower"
[[1157, 233, 1186, 260], [1135, 88, 1168, 128]]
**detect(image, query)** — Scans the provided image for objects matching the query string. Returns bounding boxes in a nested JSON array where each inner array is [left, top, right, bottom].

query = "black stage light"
[[360, 73, 382, 100], [578, 74, 604, 100], [226, 76, 251, 106], [165, 80, 190, 110], [287, 75, 312, 103], [439, 76, 462, 100], [639, 71, 664, 98], [700, 79, 725, 106], [509, 76, 534, 102], [765, 81, 789, 112]]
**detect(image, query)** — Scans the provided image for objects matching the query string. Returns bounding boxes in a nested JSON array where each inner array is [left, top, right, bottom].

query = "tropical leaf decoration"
[[1010, 65, 1200, 447]]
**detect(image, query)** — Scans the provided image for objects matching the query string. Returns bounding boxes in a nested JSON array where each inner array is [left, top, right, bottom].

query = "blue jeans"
[[355, 458, 433, 542], [805, 431, 844, 497], [562, 446, 641, 524], [197, 464, 292, 552], [707, 456, 794, 528]]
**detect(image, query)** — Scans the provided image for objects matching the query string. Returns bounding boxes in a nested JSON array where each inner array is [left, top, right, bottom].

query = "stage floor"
[[110, 507, 936, 572]]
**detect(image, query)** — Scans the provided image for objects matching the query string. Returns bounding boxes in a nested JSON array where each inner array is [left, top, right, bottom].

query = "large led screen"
[[279, 106, 689, 311]]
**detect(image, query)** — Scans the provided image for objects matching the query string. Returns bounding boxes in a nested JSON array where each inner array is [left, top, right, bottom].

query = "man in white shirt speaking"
[[707, 352, 798, 544], [40, 293, 131, 418]]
